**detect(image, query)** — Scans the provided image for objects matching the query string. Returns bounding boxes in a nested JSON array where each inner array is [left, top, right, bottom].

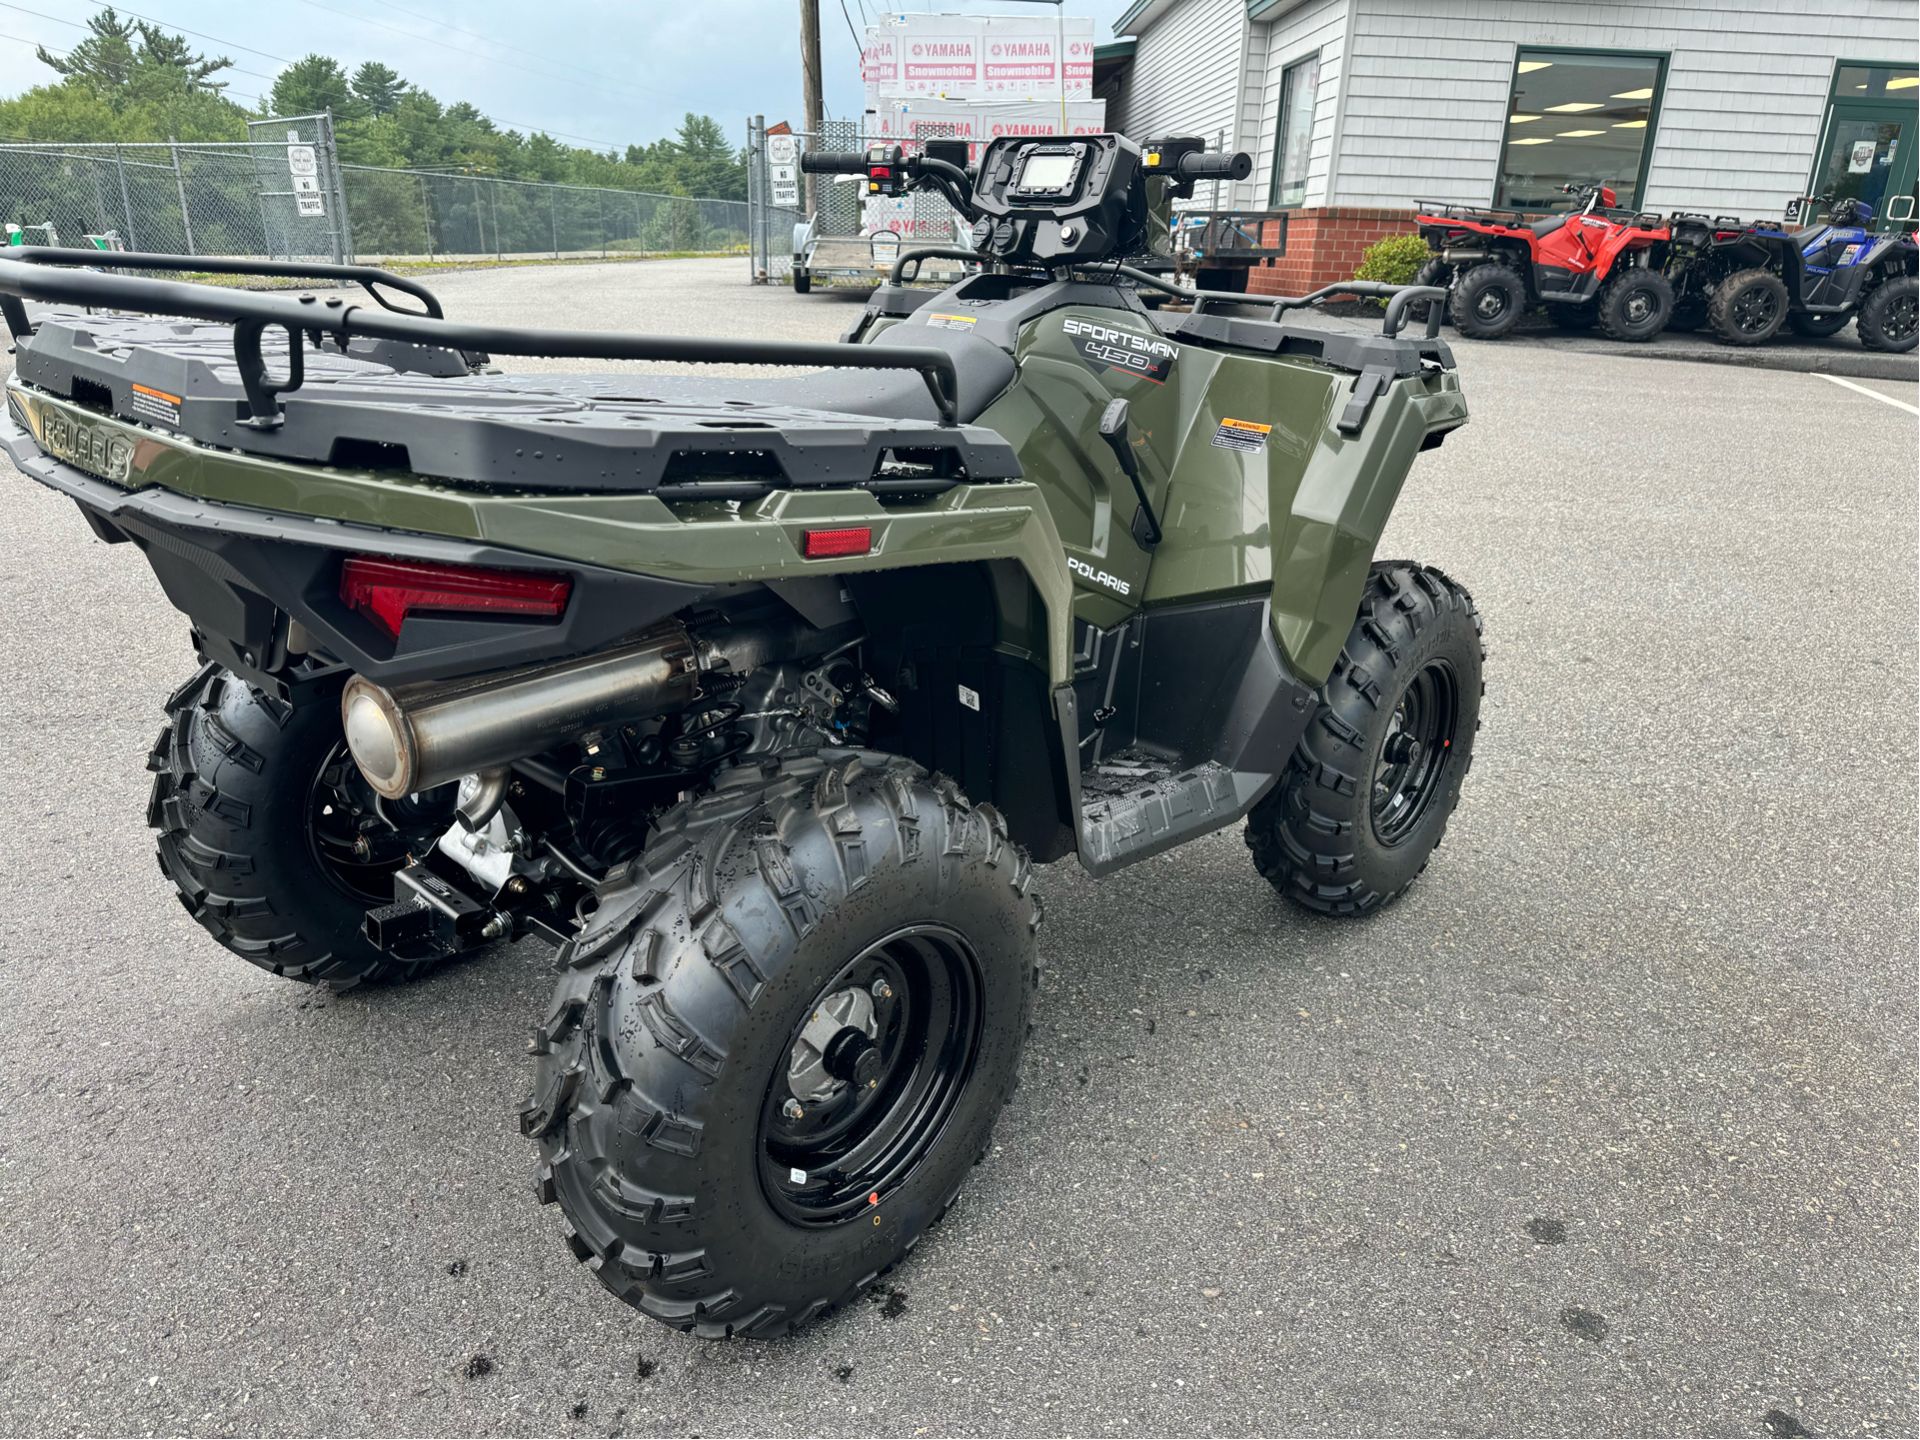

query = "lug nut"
[[782, 1098, 805, 1121]]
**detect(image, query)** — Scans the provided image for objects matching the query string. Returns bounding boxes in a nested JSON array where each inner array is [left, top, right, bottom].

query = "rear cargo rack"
[[1414, 198, 1535, 227], [0, 247, 964, 427]]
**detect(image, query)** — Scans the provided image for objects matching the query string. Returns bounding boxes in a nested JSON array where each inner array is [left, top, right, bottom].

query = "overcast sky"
[[0, 1, 1139, 150]]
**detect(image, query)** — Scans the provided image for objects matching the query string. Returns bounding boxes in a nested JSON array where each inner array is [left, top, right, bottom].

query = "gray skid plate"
[[13, 311, 1020, 492]]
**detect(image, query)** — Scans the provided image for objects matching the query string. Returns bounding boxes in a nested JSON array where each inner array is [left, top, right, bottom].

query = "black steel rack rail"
[[0, 247, 966, 427], [1416, 197, 1666, 232], [1111, 265, 1446, 340], [1414, 198, 1536, 226]]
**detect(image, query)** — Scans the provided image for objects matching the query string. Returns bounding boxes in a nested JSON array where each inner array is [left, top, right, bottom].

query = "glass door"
[[1812, 65, 1918, 231]]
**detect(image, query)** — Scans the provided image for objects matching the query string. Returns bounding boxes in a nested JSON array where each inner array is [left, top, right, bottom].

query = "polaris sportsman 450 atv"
[[0, 133, 1481, 1338], [1413, 182, 1673, 341]]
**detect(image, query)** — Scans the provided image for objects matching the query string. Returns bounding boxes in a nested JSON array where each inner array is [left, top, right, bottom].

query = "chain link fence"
[[0, 114, 754, 266], [340, 167, 752, 262]]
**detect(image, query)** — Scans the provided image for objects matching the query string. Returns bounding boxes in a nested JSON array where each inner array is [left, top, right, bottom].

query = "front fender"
[[1270, 368, 1468, 686]]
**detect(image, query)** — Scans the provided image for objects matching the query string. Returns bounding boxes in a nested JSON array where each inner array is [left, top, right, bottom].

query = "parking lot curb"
[[1500, 332, 1920, 382], [1309, 303, 1916, 381]]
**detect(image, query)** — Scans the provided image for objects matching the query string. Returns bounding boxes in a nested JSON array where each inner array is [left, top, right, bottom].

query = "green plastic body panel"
[[10, 290, 1465, 692], [970, 306, 1466, 685], [3, 382, 1077, 681]]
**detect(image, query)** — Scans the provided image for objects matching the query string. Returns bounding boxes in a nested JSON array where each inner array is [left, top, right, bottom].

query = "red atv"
[[1413, 184, 1674, 341]]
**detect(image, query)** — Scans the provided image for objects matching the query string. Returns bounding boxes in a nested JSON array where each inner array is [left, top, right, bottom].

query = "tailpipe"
[[341, 617, 821, 799]]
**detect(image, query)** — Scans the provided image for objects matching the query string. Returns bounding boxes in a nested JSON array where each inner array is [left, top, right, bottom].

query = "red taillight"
[[801, 526, 873, 559], [339, 556, 570, 639]]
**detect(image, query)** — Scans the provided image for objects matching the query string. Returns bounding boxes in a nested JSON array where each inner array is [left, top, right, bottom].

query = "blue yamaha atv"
[[1667, 196, 1918, 350]]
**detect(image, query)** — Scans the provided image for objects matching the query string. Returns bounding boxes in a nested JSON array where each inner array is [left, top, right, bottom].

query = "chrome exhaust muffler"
[[341, 617, 821, 800]]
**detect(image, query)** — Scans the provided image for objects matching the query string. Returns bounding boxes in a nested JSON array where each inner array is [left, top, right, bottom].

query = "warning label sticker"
[[924, 312, 978, 331], [1211, 418, 1271, 453], [129, 382, 183, 428]]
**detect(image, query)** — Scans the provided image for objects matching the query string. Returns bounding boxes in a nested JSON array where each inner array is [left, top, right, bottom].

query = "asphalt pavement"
[[0, 258, 1913, 1438]]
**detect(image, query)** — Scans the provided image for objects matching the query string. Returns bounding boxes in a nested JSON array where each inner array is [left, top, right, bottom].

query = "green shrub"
[[1353, 232, 1433, 287]]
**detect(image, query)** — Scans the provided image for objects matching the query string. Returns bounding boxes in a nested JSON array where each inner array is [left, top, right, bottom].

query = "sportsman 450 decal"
[[1062, 316, 1177, 384]]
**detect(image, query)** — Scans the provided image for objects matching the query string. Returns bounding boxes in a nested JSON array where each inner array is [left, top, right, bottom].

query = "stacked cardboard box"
[[856, 11, 1105, 238]]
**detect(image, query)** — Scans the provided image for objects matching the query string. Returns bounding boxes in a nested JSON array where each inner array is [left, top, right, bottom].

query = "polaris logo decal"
[[1068, 555, 1131, 595], [1062, 316, 1177, 385], [38, 405, 135, 484]]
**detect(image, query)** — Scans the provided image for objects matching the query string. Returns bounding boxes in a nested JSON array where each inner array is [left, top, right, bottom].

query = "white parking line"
[[1818, 372, 1920, 417]]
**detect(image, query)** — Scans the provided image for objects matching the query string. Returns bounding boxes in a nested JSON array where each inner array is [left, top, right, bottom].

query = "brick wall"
[[1242, 206, 1415, 297]]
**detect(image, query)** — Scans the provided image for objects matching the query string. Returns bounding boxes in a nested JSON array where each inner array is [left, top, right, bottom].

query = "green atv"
[[0, 132, 1481, 1338]]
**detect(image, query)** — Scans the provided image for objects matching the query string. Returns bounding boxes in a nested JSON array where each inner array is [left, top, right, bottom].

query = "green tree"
[[350, 62, 407, 117], [35, 7, 234, 104], [131, 25, 232, 93], [270, 54, 357, 121], [34, 8, 138, 90]]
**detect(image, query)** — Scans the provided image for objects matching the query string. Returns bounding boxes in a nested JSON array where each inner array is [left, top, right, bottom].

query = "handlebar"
[[799, 151, 870, 175], [1173, 151, 1252, 182]]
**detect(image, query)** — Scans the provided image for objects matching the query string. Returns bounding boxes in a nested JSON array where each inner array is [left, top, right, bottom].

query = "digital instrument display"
[[1018, 151, 1078, 192]]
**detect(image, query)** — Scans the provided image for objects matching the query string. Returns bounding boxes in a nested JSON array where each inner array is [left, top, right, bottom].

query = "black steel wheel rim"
[[307, 743, 450, 904], [1732, 283, 1780, 333], [1623, 286, 1655, 324], [759, 925, 983, 1227], [1371, 661, 1461, 846], [1475, 283, 1510, 320], [1888, 291, 1917, 342]]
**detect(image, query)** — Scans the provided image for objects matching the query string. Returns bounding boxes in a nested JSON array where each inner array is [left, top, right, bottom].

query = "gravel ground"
[[0, 257, 1913, 1438]]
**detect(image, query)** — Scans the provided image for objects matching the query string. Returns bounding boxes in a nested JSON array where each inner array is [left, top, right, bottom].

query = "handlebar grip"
[[799, 152, 869, 175], [1174, 151, 1253, 182]]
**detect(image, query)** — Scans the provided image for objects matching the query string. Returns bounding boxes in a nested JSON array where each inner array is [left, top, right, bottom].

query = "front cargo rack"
[[1104, 268, 1453, 435], [0, 247, 965, 427]]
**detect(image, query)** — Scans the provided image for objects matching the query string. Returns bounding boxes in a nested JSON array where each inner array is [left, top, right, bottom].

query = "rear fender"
[[2, 384, 1079, 687], [848, 559, 1079, 862], [1862, 235, 1918, 275]]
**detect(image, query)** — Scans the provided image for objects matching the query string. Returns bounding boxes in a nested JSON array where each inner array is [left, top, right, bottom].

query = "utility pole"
[[799, 0, 824, 213]]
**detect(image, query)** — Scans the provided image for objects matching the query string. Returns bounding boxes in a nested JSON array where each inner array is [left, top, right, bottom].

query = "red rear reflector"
[[802, 526, 873, 559], [339, 556, 570, 639]]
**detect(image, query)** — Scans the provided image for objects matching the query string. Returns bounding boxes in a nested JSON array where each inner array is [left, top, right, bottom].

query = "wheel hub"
[[1890, 294, 1917, 340], [786, 986, 879, 1104], [307, 744, 452, 904], [760, 926, 983, 1227], [1371, 661, 1461, 847]]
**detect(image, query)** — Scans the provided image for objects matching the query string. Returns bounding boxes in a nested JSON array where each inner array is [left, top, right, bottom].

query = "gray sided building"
[[1099, 0, 1918, 293]]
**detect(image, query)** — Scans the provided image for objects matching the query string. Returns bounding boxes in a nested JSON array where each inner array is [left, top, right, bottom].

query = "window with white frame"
[[1270, 53, 1320, 208]]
